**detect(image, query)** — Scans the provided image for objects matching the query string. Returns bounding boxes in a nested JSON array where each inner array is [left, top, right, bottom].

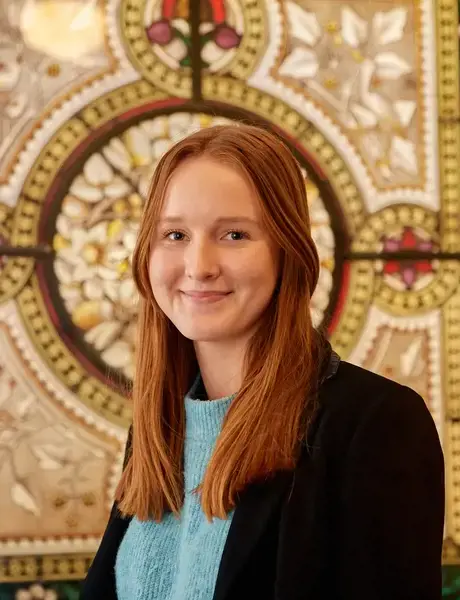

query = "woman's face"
[[148, 157, 279, 345]]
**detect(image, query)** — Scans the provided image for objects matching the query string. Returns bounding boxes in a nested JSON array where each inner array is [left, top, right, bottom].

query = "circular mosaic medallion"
[[52, 113, 335, 380], [10, 85, 366, 425], [353, 205, 460, 314]]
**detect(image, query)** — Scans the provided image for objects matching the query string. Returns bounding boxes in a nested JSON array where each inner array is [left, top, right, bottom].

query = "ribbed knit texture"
[[115, 378, 235, 600]]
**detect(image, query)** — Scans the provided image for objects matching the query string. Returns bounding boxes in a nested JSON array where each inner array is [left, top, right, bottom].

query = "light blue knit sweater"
[[115, 380, 235, 600]]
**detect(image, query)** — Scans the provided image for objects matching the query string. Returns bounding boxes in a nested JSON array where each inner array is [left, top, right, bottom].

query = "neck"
[[194, 339, 247, 400]]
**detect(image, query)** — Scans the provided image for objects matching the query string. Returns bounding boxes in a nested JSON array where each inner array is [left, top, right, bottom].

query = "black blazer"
[[80, 360, 445, 600]]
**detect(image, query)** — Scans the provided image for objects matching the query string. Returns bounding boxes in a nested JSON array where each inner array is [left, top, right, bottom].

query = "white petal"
[[199, 22, 214, 35], [374, 52, 411, 80], [123, 229, 137, 252], [56, 214, 71, 238], [171, 18, 190, 35], [373, 8, 407, 46], [83, 279, 104, 300], [168, 112, 191, 128], [62, 195, 88, 219], [102, 138, 132, 174], [97, 265, 120, 281], [380, 163, 393, 180], [152, 138, 172, 160], [74, 263, 95, 282], [140, 118, 167, 139], [312, 286, 329, 312], [165, 37, 187, 62], [168, 112, 194, 140], [358, 61, 389, 117], [69, 227, 89, 249], [389, 136, 418, 174], [104, 176, 132, 199], [124, 127, 152, 167], [85, 321, 122, 350], [285, 2, 321, 46], [11, 482, 40, 516], [394, 100, 416, 127], [88, 222, 108, 243], [341, 7, 368, 48], [103, 280, 120, 302], [59, 247, 84, 267], [102, 340, 132, 368], [84, 153, 114, 186], [201, 41, 226, 67], [350, 103, 378, 127], [124, 364, 135, 379], [119, 279, 135, 305], [310, 306, 322, 327], [31, 446, 62, 470], [70, 175, 103, 203], [312, 226, 335, 252], [106, 246, 129, 264], [59, 286, 82, 302], [361, 133, 384, 161], [279, 47, 319, 79], [54, 259, 73, 285], [100, 300, 114, 320]]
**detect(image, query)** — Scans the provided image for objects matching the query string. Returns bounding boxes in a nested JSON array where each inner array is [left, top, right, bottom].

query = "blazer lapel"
[[212, 470, 293, 600], [212, 349, 341, 600]]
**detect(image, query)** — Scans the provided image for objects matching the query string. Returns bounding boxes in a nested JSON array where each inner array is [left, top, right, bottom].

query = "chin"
[[175, 323, 234, 343]]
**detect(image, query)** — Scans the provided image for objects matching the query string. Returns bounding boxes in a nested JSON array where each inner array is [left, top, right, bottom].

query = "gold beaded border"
[[0, 202, 12, 241], [436, 0, 460, 563], [219, 0, 267, 81], [0, 554, 93, 582], [16, 276, 130, 425]]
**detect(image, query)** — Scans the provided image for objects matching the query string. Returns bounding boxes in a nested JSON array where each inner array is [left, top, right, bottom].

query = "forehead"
[[161, 157, 260, 219]]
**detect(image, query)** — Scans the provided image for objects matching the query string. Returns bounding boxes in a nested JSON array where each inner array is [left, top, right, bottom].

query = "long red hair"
[[115, 123, 323, 521]]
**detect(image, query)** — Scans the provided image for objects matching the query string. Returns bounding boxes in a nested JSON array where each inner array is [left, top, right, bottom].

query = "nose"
[[184, 238, 220, 281]]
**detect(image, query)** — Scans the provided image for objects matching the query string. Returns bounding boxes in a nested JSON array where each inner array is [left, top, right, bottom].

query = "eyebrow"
[[157, 216, 259, 225]]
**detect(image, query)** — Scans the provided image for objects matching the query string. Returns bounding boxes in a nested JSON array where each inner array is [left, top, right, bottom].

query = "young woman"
[[80, 124, 444, 600]]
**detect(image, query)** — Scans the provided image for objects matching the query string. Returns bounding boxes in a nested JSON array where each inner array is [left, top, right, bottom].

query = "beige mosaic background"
[[0, 0, 459, 594]]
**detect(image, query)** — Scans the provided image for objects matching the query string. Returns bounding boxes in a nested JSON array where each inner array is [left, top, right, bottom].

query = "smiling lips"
[[181, 291, 231, 304]]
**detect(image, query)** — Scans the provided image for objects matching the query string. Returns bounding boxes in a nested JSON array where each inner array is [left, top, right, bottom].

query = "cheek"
[[148, 250, 177, 290], [232, 249, 278, 292]]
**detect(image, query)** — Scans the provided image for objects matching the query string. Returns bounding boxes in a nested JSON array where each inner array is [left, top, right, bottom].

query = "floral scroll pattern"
[[278, 2, 419, 186], [0, 356, 111, 537]]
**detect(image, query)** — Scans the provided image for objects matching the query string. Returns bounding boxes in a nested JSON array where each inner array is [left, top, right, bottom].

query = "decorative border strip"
[[0, 554, 93, 582], [437, 0, 460, 562]]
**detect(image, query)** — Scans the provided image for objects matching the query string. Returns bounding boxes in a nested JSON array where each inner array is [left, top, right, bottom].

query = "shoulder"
[[321, 359, 428, 415], [312, 360, 441, 457]]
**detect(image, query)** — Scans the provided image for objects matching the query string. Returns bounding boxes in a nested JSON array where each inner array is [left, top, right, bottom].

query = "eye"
[[163, 230, 186, 241], [224, 230, 249, 241]]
